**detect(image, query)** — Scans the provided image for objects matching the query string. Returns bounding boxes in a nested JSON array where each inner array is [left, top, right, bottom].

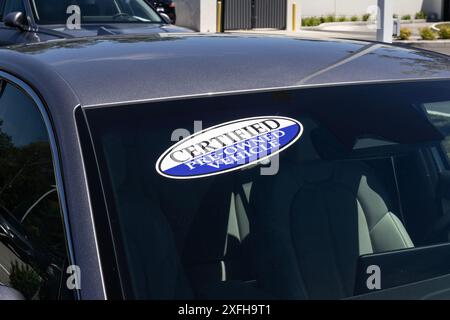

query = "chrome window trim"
[[72, 105, 108, 299], [0, 70, 81, 300]]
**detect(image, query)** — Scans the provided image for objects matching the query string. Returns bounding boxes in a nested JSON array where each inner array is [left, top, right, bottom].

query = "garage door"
[[222, 0, 286, 31]]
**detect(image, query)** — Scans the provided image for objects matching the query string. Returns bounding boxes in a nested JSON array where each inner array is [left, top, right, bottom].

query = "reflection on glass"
[[0, 83, 67, 299]]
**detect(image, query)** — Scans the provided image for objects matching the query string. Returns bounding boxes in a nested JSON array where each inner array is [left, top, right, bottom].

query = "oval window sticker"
[[156, 116, 303, 179]]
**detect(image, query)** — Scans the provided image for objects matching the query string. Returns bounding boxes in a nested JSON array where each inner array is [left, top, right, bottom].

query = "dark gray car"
[[1, 34, 450, 300], [0, 0, 191, 46]]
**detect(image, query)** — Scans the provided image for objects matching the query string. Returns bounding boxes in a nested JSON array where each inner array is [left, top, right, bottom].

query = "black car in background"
[[152, 0, 175, 23], [0, 0, 190, 46]]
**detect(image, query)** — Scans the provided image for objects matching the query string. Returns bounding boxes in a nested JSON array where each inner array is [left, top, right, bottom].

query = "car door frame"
[[0, 71, 79, 300]]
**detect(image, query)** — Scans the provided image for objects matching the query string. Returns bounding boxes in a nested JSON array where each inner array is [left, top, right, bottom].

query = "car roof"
[[1, 33, 450, 109]]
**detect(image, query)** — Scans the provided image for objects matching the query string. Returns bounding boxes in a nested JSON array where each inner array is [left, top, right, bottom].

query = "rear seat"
[[233, 123, 414, 299], [180, 175, 272, 299]]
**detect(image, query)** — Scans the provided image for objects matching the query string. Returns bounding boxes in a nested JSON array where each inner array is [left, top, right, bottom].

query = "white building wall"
[[175, 0, 217, 32], [300, 0, 443, 19], [299, 0, 336, 17]]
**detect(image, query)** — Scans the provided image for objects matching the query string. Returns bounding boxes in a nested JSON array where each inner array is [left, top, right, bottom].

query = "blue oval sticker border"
[[156, 116, 303, 179]]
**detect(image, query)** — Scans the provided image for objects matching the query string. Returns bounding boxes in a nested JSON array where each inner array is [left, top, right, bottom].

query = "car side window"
[[0, 80, 70, 300], [0, 0, 5, 21], [0, 0, 4, 21], [425, 101, 450, 161], [0, 0, 25, 21]]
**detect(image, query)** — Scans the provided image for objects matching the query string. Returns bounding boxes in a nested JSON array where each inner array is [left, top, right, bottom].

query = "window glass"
[[83, 80, 450, 299], [0, 0, 4, 21], [22, 190, 66, 258], [31, 0, 162, 25], [425, 101, 450, 159], [1, 0, 25, 21], [0, 81, 69, 300]]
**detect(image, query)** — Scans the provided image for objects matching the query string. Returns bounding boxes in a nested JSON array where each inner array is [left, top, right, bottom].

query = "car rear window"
[[81, 80, 450, 299]]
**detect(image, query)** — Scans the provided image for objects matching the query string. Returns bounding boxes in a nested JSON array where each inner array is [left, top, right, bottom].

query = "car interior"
[[99, 113, 450, 299]]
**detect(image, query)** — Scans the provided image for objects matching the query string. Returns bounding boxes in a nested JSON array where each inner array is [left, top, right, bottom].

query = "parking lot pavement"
[[289, 29, 376, 41], [0, 242, 13, 285], [308, 21, 450, 56], [230, 22, 450, 56], [229, 29, 376, 41], [423, 46, 450, 56]]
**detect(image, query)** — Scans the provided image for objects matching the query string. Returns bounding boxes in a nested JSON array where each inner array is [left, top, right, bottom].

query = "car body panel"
[[3, 34, 450, 107]]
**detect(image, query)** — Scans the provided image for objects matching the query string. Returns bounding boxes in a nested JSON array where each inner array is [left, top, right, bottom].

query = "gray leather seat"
[[179, 175, 273, 299], [247, 124, 413, 299]]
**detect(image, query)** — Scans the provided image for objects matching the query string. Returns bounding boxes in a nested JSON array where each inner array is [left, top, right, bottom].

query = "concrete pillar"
[[287, 0, 301, 32], [377, 0, 393, 43], [175, 0, 217, 33]]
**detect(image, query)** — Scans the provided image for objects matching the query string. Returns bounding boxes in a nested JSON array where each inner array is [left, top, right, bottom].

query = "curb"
[[303, 19, 429, 31], [314, 21, 368, 27], [432, 22, 450, 32], [395, 40, 450, 48], [399, 19, 427, 24]]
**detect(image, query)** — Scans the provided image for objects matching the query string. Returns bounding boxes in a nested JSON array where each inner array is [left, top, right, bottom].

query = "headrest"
[[289, 118, 346, 163], [291, 117, 321, 163], [283, 119, 347, 183], [310, 127, 347, 160]]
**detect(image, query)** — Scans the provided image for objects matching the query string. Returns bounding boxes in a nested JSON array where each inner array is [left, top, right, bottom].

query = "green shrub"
[[362, 13, 371, 22], [338, 16, 347, 22], [401, 14, 412, 20], [302, 17, 321, 27], [420, 27, 437, 40], [302, 17, 311, 26], [398, 27, 412, 40], [350, 15, 359, 22], [325, 14, 336, 23], [393, 13, 398, 19], [415, 11, 427, 20], [439, 26, 450, 39], [312, 17, 321, 26]]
